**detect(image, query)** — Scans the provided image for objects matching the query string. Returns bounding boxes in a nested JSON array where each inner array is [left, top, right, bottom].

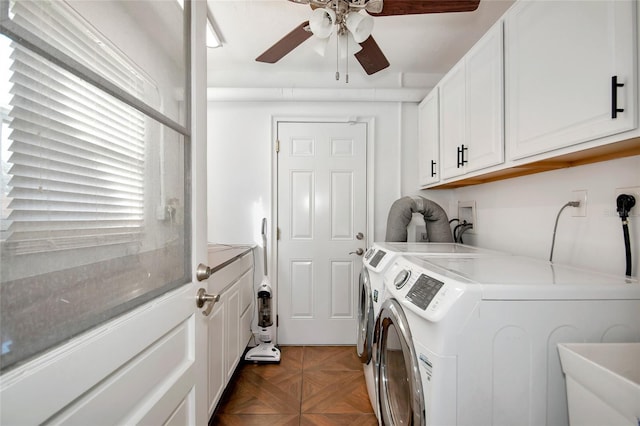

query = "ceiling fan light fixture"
[[312, 35, 331, 56], [364, 0, 383, 14], [309, 7, 336, 38], [345, 11, 373, 43]]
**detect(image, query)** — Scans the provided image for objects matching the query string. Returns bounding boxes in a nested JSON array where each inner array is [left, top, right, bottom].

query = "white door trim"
[[270, 115, 375, 343]]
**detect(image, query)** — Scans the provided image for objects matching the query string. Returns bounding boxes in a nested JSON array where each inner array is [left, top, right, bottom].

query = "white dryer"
[[357, 244, 397, 421], [357, 243, 507, 422], [376, 254, 640, 426]]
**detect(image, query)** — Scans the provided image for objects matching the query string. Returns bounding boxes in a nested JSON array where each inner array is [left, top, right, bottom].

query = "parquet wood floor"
[[211, 346, 378, 426]]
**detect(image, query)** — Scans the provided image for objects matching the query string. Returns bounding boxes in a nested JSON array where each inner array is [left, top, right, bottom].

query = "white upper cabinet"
[[441, 60, 467, 179], [418, 88, 440, 186], [440, 21, 505, 180], [506, 0, 637, 160]]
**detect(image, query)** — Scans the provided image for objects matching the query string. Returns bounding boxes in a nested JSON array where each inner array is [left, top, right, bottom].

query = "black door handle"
[[430, 160, 436, 177], [612, 75, 625, 119], [457, 145, 468, 168]]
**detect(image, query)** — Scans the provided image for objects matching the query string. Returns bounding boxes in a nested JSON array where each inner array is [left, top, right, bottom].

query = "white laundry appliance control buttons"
[[405, 274, 444, 310], [364, 247, 375, 260], [394, 269, 411, 289], [368, 250, 387, 268]]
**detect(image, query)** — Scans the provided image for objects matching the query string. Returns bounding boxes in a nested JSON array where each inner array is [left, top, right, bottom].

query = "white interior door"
[[0, 1, 209, 424], [277, 121, 368, 344]]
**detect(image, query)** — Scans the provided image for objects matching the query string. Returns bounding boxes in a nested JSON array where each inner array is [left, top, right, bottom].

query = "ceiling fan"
[[256, 0, 481, 79]]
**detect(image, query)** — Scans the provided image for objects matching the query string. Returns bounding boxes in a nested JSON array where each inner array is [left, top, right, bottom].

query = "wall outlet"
[[615, 186, 640, 217], [571, 190, 587, 217], [457, 200, 476, 233]]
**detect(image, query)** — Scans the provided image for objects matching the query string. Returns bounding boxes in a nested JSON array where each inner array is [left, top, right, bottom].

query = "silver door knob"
[[349, 248, 364, 256], [196, 288, 220, 316], [196, 263, 212, 281], [356, 232, 364, 240]]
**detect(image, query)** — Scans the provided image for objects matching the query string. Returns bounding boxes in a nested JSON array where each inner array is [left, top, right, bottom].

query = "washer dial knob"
[[394, 269, 411, 289]]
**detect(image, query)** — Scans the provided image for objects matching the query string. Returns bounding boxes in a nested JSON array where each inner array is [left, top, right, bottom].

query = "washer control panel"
[[406, 274, 444, 310], [368, 249, 387, 268], [384, 258, 468, 322]]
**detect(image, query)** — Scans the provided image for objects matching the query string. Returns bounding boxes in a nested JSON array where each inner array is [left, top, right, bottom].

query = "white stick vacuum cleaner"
[[245, 218, 281, 363]]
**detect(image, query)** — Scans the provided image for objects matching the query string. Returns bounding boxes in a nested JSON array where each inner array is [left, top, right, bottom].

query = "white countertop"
[[207, 244, 255, 273]]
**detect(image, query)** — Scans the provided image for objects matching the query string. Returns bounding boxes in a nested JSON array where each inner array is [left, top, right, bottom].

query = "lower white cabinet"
[[207, 302, 226, 416], [206, 252, 254, 417]]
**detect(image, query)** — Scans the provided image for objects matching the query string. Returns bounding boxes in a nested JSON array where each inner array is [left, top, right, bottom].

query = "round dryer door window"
[[357, 268, 374, 363], [377, 299, 425, 425]]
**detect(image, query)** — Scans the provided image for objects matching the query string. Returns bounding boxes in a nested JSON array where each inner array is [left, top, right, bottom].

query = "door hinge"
[[276, 315, 279, 327], [275, 139, 280, 153], [277, 227, 281, 240]]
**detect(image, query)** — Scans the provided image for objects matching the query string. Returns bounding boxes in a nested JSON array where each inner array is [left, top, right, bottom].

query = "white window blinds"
[[4, 45, 146, 254], [3, 2, 146, 255]]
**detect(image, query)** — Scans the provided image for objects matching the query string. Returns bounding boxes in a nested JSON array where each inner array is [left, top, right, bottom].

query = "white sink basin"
[[558, 343, 640, 426]]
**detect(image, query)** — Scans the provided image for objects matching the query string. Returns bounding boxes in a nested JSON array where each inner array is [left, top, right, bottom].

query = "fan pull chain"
[[335, 32, 340, 81], [345, 35, 349, 84]]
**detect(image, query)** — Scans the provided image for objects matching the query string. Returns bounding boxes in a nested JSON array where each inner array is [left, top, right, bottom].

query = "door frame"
[[270, 115, 376, 344]]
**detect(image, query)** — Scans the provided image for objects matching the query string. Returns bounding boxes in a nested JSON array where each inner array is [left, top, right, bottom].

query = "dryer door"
[[356, 267, 374, 364], [377, 298, 425, 426]]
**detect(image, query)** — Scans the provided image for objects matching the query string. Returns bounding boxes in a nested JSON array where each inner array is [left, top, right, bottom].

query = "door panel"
[[331, 260, 354, 317], [291, 171, 315, 239], [291, 260, 314, 317], [0, 285, 201, 425], [277, 121, 367, 344], [331, 171, 355, 239]]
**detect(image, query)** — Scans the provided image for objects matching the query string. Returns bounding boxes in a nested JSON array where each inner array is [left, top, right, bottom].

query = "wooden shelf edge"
[[423, 138, 640, 190]]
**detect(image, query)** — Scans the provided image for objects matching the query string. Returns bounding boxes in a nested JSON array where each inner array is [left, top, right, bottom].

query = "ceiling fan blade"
[[355, 35, 390, 75], [256, 21, 312, 63], [371, 0, 480, 16]]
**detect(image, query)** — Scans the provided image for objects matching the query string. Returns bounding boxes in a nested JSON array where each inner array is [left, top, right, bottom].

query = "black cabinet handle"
[[430, 160, 436, 177], [612, 75, 625, 119], [457, 145, 468, 168]]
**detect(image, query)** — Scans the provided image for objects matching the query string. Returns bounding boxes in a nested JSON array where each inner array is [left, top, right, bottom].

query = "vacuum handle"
[[262, 218, 268, 276]]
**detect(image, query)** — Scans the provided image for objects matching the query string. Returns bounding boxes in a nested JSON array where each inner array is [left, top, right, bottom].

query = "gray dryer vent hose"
[[385, 196, 454, 242]]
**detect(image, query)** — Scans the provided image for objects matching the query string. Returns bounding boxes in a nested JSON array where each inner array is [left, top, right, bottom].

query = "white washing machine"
[[371, 242, 506, 257], [376, 254, 640, 426], [357, 243, 508, 423]]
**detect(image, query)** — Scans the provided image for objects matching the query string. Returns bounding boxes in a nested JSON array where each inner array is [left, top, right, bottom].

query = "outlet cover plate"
[[571, 190, 587, 217], [457, 200, 476, 233]]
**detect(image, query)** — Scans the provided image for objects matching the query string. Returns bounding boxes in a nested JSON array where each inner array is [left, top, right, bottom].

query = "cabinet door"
[[465, 21, 504, 172], [440, 61, 466, 180], [506, 0, 637, 159], [238, 269, 253, 316], [225, 286, 240, 381], [207, 302, 225, 416], [418, 88, 440, 186], [240, 305, 252, 350]]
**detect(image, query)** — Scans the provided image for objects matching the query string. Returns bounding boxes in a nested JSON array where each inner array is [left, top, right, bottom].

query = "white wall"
[[398, 112, 640, 277], [207, 100, 413, 246], [208, 99, 640, 278], [420, 155, 640, 277]]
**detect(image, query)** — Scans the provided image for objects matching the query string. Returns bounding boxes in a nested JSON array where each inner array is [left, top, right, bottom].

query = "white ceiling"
[[206, 0, 515, 89]]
